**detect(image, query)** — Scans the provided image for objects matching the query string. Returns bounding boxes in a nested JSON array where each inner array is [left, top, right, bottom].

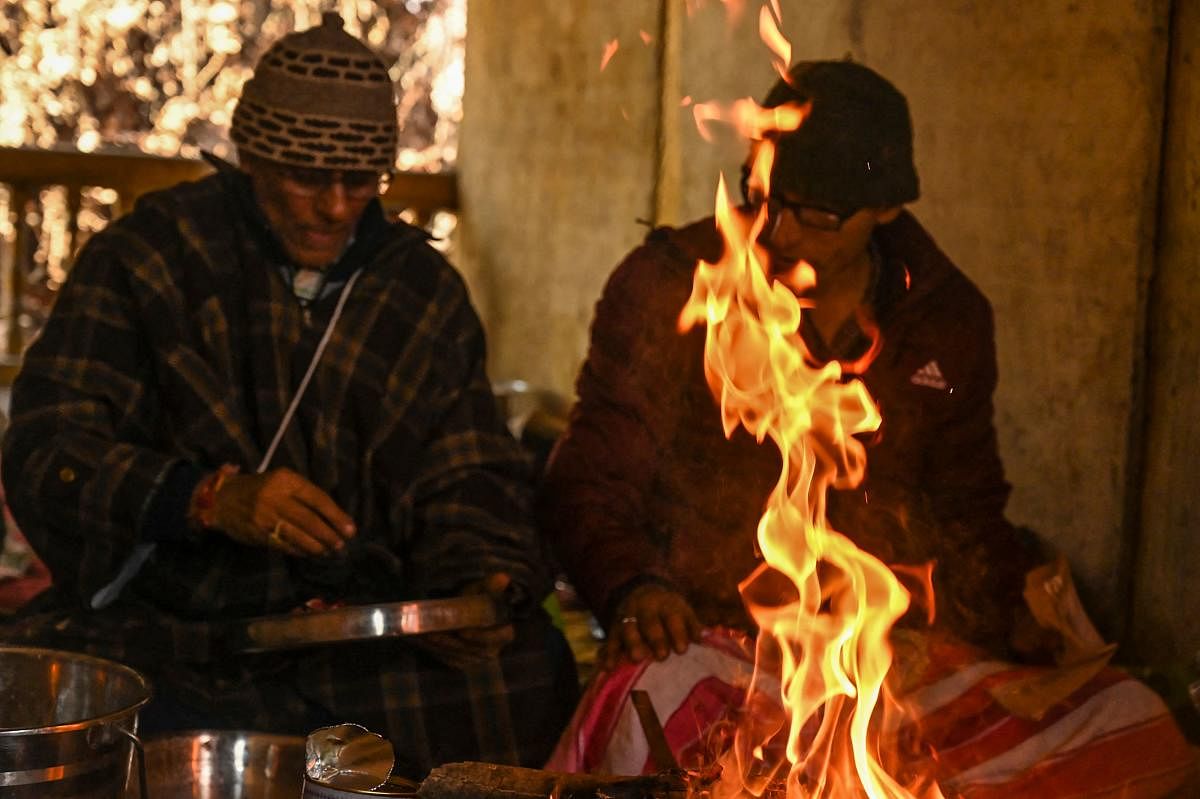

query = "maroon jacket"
[[539, 212, 1036, 650]]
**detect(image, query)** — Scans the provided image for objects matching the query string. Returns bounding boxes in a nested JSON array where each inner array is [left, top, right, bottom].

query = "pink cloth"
[[0, 555, 51, 612], [547, 628, 1197, 798], [0, 489, 52, 613]]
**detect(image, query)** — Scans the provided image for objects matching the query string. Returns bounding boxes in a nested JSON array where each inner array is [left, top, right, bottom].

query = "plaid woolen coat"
[[0, 167, 577, 775]]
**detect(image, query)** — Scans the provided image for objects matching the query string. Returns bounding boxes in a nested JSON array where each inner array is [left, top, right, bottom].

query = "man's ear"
[[875, 206, 903, 224]]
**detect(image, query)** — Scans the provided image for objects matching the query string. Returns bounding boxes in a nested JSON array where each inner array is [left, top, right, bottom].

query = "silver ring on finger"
[[268, 520, 285, 548], [620, 616, 638, 624]]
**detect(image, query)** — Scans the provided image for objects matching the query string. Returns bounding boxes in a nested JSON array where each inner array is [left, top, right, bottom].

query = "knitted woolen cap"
[[231, 12, 398, 171], [763, 61, 919, 215]]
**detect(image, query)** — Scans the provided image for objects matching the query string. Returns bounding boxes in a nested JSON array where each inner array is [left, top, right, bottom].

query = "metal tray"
[[228, 594, 507, 654]]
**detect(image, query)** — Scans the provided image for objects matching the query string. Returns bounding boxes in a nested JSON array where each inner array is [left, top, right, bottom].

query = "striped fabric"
[[547, 628, 1198, 798]]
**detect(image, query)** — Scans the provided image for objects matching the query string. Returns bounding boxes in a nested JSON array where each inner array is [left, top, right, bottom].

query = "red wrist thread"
[[188, 463, 240, 531]]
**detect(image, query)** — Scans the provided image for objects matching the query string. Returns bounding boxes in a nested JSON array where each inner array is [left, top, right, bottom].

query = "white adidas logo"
[[910, 360, 948, 390]]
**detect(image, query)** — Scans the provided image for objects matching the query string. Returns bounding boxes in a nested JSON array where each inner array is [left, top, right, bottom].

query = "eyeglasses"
[[272, 164, 389, 200], [740, 172, 852, 233]]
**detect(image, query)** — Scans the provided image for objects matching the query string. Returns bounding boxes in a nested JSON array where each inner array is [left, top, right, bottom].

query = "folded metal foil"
[[305, 723, 395, 793]]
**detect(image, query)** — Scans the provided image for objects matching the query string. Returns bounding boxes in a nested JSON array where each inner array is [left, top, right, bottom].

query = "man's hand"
[[600, 583, 702, 671], [414, 573, 517, 669], [209, 467, 356, 557]]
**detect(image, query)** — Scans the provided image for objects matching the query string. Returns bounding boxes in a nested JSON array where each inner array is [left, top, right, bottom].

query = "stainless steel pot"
[[130, 730, 305, 799], [0, 646, 150, 798]]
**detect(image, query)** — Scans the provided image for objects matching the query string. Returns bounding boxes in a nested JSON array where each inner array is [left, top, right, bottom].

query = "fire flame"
[[692, 99, 808, 144], [758, 5, 790, 78], [678, 6, 943, 798], [679, 132, 940, 799]]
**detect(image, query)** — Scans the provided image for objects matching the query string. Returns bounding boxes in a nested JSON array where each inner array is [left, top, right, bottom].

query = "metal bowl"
[[131, 730, 304, 799], [0, 646, 150, 798]]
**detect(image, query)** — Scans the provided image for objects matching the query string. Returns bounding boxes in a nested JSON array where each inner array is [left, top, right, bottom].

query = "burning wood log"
[[415, 762, 715, 799]]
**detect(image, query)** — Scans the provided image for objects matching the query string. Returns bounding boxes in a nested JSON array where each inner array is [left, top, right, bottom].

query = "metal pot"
[[131, 730, 305, 799], [0, 646, 150, 798]]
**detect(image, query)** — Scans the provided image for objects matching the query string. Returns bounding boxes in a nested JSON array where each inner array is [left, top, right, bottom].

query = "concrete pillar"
[[1133, 0, 1200, 678], [458, 1, 663, 393]]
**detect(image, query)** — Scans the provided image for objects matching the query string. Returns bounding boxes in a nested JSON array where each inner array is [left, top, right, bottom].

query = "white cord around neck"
[[90, 267, 365, 610], [257, 267, 363, 473]]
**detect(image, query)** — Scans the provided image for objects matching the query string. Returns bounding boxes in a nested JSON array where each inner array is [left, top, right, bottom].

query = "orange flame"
[[758, 4, 791, 77], [692, 98, 809, 143], [679, 154, 941, 799], [678, 6, 944, 797]]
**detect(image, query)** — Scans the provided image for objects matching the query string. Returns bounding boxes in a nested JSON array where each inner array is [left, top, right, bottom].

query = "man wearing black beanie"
[[542, 60, 1040, 668], [539, 59, 1198, 797]]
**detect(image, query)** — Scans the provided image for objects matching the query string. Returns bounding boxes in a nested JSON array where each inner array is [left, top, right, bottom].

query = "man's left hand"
[[413, 573, 517, 669], [599, 583, 701, 671]]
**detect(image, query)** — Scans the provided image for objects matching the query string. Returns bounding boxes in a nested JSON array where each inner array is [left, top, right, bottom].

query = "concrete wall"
[[1133, 2, 1200, 674], [460, 1, 1194, 668], [457, 1, 663, 393]]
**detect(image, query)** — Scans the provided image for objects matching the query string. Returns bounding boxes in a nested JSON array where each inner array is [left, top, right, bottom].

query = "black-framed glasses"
[[274, 164, 389, 200], [739, 171, 852, 233]]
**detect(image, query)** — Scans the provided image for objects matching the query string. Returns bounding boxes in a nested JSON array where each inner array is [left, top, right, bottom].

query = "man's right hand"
[[209, 468, 356, 557], [600, 583, 702, 671]]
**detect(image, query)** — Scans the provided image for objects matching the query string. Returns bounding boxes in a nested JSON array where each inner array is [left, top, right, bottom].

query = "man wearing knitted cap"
[[538, 62, 1199, 793], [2, 14, 577, 777]]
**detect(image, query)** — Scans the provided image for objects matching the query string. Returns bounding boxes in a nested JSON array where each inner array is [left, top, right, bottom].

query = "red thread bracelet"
[[188, 463, 240, 531]]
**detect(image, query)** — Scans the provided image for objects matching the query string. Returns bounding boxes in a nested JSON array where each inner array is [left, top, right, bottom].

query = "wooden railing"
[[0, 146, 458, 384]]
